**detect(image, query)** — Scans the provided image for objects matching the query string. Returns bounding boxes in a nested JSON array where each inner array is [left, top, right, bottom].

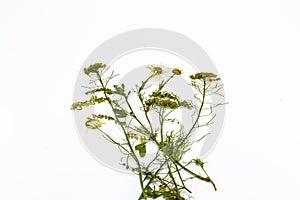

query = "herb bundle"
[[71, 63, 225, 200]]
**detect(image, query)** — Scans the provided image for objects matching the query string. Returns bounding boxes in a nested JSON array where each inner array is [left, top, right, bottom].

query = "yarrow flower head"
[[84, 63, 106, 75], [190, 72, 220, 81], [172, 67, 183, 75], [85, 114, 103, 129]]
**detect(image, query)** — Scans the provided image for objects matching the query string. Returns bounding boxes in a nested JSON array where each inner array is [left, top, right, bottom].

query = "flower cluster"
[[70, 95, 106, 110], [85, 114, 115, 129], [96, 114, 115, 121], [150, 90, 178, 101], [145, 97, 180, 110], [145, 90, 193, 110], [85, 87, 112, 95], [179, 100, 193, 109], [85, 114, 103, 129], [84, 63, 106, 75], [172, 67, 183, 75], [127, 132, 147, 143], [190, 72, 220, 81]]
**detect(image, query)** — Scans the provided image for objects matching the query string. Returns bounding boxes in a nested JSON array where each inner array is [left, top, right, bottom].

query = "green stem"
[[96, 127, 130, 154], [159, 108, 165, 146], [158, 74, 175, 91], [138, 161, 166, 199], [167, 162, 180, 196], [200, 164, 217, 191], [157, 74, 175, 146], [174, 163, 192, 193], [183, 79, 207, 142], [97, 72, 147, 199], [175, 161, 217, 191], [137, 75, 155, 136]]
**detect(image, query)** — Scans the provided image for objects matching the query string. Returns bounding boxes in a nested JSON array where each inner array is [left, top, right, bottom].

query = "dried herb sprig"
[[71, 63, 225, 200]]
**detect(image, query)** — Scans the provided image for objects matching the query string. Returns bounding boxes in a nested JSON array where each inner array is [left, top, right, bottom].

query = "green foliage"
[[135, 143, 147, 157], [113, 84, 126, 95], [71, 63, 225, 200], [113, 108, 128, 118]]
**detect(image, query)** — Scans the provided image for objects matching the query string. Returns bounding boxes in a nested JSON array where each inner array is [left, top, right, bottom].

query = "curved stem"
[[96, 127, 130, 154], [184, 79, 207, 142], [175, 161, 217, 191], [167, 162, 180, 195], [158, 74, 175, 91], [97, 72, 147, 199], [137, 75, 155, 136], [174, 164, 191, 193]]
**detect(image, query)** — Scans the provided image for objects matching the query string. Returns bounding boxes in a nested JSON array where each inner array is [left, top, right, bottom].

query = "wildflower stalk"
[[158, 73, 175, 91], [96, 72, 147, 200], [185, 78, 207, 141], [167, 162, 180, 197], [159, 107, 165, 146], [137, 74, 155, 136]]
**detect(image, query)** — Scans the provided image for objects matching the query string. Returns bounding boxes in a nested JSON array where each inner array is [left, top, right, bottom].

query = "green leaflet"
[[135, 143, 147, 157], [113, 108, 128, 118]]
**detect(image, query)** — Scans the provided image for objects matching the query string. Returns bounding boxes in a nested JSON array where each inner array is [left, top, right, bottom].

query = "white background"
[[1, 0, 300, 199]]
